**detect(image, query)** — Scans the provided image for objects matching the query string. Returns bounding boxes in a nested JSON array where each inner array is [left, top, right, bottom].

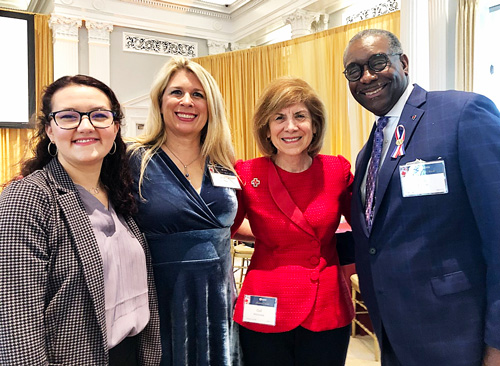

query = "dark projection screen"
[[0, 11, 35, 128]]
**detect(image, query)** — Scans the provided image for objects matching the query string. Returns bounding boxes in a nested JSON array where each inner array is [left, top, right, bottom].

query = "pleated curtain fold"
[[455, 0, 477, 92]]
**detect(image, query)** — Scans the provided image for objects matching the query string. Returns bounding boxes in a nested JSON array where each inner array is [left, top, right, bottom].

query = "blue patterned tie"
[[365, 116, 389, 232]]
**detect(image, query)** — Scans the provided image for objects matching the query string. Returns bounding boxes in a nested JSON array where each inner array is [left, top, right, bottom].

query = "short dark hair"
[[20, 75, 136, 216], [343, 29, 403, 65]]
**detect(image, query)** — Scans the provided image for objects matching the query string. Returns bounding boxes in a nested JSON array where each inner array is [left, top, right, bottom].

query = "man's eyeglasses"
[[343, 53, 402, 82], [48, 109, 116, 130]]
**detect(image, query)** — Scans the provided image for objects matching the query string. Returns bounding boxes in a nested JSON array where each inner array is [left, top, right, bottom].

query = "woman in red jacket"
[[231, 77, 354, 366]]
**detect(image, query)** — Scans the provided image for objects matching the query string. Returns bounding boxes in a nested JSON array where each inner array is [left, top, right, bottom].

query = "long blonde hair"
[[128, 56, 235, 196]]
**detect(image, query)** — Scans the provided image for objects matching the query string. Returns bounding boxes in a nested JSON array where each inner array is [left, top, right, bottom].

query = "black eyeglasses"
[[343, 53, 402, 82], [48, 109, 116, 130]]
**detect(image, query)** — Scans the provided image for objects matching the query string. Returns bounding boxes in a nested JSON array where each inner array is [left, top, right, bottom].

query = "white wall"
[[109, 26, 208, 104], [475, 1, 500, 107]]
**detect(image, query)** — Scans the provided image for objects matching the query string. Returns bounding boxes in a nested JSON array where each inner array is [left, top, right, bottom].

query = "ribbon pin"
[[391, 124, 406, 159]]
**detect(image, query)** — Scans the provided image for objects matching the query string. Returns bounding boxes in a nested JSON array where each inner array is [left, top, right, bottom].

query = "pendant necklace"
[[164, 145, 200, 179], [86, 185, 100, 195], [78, 182, 101, 195]]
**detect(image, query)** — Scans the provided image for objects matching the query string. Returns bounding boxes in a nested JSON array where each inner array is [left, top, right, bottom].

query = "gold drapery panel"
[[35, 14, 53, 112], [455, 0, 477, 91], [194, 12, 400, 163], [0, 12, 52, 185]]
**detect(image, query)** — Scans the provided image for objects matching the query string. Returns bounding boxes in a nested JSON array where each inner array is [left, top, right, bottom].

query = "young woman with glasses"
[[0, 75, 161, 365]]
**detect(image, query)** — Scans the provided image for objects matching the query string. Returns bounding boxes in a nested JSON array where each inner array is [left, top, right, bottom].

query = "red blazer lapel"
[[267, 160, 317, 239]]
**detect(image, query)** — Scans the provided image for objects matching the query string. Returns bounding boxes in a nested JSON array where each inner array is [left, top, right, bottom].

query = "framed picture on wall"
[[0, 10, 35, 128]]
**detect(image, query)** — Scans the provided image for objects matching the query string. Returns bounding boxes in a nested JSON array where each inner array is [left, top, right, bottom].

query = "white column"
[[230, 42, 254, 51], [86, 21, 113, 85], [428, 0, 453, 91], [311, 13, 330, 33], [283, 9, 318, 39], [49, 14, 82, 80], [207, 40, 228, 55], [400, 0, 429, 89]]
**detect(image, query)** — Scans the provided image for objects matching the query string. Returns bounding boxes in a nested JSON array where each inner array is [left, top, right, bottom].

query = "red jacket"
[[231, 155, 354, 333]]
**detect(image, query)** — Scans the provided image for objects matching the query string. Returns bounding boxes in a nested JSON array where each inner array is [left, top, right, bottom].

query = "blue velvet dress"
[[130, 149, 240, 366]]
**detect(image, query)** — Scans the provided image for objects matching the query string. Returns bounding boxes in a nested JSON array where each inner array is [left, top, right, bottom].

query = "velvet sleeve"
[[231, 159, 247, 237]]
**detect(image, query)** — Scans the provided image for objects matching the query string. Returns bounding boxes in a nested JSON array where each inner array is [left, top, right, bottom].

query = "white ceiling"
[[201, 0, 238, 5], [0, 0, 31, 10], [0, 0, 354, 45]]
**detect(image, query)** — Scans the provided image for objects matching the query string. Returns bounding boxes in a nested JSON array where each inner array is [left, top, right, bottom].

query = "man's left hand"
[[483, 346, 500, 366]]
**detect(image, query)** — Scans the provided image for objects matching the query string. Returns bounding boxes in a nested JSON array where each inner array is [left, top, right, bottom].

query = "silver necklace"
[[86, 185, 101, 195], [164, 145, 200, 179]]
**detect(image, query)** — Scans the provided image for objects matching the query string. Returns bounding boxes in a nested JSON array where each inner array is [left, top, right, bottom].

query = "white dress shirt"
[[360, 83, 414, 205]]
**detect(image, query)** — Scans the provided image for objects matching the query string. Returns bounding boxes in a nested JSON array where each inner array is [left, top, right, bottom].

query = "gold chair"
[[350, 273, 380, 361], [231, 241, 254, 292]]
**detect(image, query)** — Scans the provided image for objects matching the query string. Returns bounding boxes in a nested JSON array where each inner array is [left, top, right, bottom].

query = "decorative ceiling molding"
[[120, 0, 231, 19], [123, 31, 198, 57], [344, 0, 399, 24], [86, 20, 113, 44], [229, 0, 265, 18], [17, 0, 355, 46]]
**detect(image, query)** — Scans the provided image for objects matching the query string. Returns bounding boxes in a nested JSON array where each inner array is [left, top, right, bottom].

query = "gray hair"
[[343, 29, 403, 64]]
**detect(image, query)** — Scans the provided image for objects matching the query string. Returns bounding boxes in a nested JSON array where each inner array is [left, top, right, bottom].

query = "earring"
[[108, 141, 117, 155], [47, 141, 58, 157]]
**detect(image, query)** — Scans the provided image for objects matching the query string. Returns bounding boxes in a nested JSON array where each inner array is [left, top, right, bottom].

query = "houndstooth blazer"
[[0, 158, 161, 365]]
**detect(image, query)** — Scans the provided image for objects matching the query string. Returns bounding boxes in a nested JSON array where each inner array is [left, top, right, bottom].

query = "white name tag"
[[242, 295, 277, 326], [208, 165, 241, 189], [399, 159, 448, 197]]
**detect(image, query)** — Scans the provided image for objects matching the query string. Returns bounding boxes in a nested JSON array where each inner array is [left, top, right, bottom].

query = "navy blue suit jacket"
[[351, 84, 500, 366]]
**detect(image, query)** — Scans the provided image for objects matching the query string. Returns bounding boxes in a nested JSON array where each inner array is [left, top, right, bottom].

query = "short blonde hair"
[[128, 56, 235, 194], [253, 77, 326, 157]]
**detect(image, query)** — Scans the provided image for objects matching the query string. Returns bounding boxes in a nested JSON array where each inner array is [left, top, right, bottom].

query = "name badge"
[[208, 165, 241, 189], [399, 159, 448, 197], [242, 295, 277, 326]]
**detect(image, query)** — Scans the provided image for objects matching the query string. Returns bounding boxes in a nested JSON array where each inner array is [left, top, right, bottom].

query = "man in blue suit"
[[345, 29, 500, 366]]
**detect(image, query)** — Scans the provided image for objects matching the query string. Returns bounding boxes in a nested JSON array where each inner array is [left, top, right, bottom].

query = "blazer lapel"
[[46, 160, 108, 349], [57, 192, 107, 340], [267, 160, 317, 239], [373, 85, 427, 222]]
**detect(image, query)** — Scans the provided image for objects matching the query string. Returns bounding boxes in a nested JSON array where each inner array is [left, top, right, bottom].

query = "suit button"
[[310, 271, 319, 281], [309, 256, 320, 265], [369, 247, 377, 255]]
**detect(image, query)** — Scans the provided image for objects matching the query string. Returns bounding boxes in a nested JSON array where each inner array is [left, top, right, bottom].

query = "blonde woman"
[[128, 56, 240, 366]]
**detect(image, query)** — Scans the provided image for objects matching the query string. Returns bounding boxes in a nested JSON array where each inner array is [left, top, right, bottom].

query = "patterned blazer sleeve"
[[0, 178, 52, 364]]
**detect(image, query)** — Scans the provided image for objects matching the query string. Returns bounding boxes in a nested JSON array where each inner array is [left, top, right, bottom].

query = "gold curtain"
[[456, 0, 477, 91], [195, 12, 400, 164], [0, 12, 52, 185]]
